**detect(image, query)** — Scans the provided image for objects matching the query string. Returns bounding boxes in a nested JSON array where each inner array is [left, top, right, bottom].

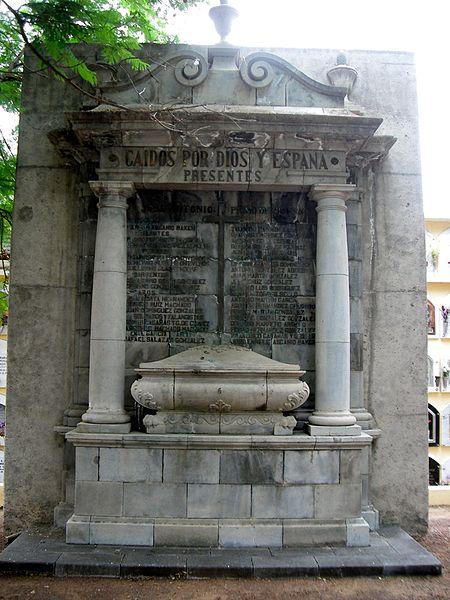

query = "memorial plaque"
[[101, 146, 347, 190], [126, 190, 316, 355]]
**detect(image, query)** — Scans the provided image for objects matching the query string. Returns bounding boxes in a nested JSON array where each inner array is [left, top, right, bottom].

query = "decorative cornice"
[[347, 135, 397, 168], [66, 430, 375, 449]]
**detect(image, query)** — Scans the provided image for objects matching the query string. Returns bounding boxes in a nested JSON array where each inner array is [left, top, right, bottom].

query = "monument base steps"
[[66, 515, 369, 547]]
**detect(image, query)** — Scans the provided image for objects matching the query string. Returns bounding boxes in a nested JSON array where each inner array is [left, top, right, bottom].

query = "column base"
[[361, 506, 380, 531], [351, 408, 373, 429], [308, 424, 362, 437], [309, 411, 357, 427], [81, 408, 130, 425], [76, 422, 131, 434]]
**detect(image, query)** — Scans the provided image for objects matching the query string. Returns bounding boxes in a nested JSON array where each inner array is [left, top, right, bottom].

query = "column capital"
[[310, 183, 356, 204], [89, 181, 135, 207]]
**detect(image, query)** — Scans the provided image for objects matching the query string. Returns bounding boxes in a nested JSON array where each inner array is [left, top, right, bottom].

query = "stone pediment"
[[91, 45, 349, 109]]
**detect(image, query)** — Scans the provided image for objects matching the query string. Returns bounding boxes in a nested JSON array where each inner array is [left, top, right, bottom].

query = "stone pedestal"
[[66, 431, 372, 547]]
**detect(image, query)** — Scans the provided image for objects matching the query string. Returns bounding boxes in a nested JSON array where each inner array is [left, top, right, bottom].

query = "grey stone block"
[[350, 298, 362, 334], [75, 447, 99, 481], [339, 555, 384, 576], [66, 516, 90, 544], [193, 70, 255, 106], [75, 481, 123, 517], [54, 503, 74, 528], [272, 344, 315, 371], [346, 199, 361, 226], [187, 484, 251, 518], [55, 552, 122, 577], [252, 554, 319, 577], [123, 483, 186, 518], [99, 448, 162, 482], [315, 484, 361, 519], [362, 507, 380, 531], [314, 553, 345, 576], [252, 485, 314, 518], [121, 550, 187, 577], [347, 224, 361, 260], [346, 518, 370, 547], [90, 519, 154, 546], [163, 449, 220, 483], [350, 333, 362, 370], [220, 450, 283, 484], [340, 450, 362, 483], [219, 520, 282, 547], [154, 519, 218, 547], [349, 260, 362, 299], [283, 520, 347, 546], [284, 450, 339, 484], [186, 553, 253, 578]]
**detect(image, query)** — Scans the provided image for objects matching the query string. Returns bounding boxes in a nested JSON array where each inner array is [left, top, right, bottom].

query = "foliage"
[[441, 306, 450, 323], [1, 0, 204, 111], [0, 0, 206, 318]]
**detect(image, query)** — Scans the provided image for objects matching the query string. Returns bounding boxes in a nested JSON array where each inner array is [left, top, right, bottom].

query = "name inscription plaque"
[[126, 191, 316, 354]]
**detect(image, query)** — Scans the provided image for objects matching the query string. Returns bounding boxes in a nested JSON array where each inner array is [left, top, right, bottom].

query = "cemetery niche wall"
[[5, 21, 427, 545]]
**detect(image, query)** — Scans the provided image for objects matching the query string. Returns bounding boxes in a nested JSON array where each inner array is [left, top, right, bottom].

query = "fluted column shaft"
[[80, 181, 134, 433], [308, 184, 359, 433]]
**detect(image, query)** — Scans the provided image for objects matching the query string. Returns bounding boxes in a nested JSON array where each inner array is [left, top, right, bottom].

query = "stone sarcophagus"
[[131, 345, 310, 435]]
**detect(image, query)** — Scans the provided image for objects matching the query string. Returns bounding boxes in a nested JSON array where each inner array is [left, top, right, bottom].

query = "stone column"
[[308, 184, 360, 436], [79, 181, 134, 433]]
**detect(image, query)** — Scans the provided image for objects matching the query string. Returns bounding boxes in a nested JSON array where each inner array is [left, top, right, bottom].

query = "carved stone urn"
[[131, 344, 310, 435]]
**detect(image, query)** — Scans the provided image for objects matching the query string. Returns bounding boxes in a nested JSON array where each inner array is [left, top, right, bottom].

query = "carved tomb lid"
[[136, 344, 305, 376]]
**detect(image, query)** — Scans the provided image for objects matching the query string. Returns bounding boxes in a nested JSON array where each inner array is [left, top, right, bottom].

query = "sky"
[[1, 0, 449, 217]]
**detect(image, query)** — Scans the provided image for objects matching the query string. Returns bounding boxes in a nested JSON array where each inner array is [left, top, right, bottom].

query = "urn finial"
[[327, 52, 358, 98], [209, 0, 238, 43]]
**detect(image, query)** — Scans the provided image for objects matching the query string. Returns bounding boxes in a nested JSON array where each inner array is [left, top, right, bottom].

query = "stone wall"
[[4, 53, 82, 533]]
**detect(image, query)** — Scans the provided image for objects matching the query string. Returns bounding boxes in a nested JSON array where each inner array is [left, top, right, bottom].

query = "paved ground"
[[0, 507, 448, 599]]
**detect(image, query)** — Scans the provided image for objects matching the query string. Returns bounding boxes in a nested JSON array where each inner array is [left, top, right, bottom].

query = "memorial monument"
[[4, 0, 428, 550]]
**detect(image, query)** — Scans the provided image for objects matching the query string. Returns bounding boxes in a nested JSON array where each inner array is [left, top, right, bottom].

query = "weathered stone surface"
[[187, 484, 251, 518], [123, 483, 187, 518], [315, 484, 361, 519], [220, 450, 283, 484], [66, 516, 90, 545], [75, 448, 99, 482], [219, 521, 283, 547], [154, 519, 218, 547], [252, 486, 314, 519], [340, 450, 362, 483], [163, 449, 220, 483], [346, 518, 370, 547], [283, 520, 347, 546], [284, 450, 339, 484], [75, 482, 123, 517], [89, 519, 154, 546], [99, 448, 162, 482]]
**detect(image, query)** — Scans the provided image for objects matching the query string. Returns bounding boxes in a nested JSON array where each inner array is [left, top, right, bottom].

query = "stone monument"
[[4, 0, 428, 549]]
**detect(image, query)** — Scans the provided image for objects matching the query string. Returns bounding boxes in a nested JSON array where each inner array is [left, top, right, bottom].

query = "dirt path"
[[0, 508, 448, 600]]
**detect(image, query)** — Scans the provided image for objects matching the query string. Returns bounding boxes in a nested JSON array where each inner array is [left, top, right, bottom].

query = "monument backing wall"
[[4, 42, 427, 536]]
